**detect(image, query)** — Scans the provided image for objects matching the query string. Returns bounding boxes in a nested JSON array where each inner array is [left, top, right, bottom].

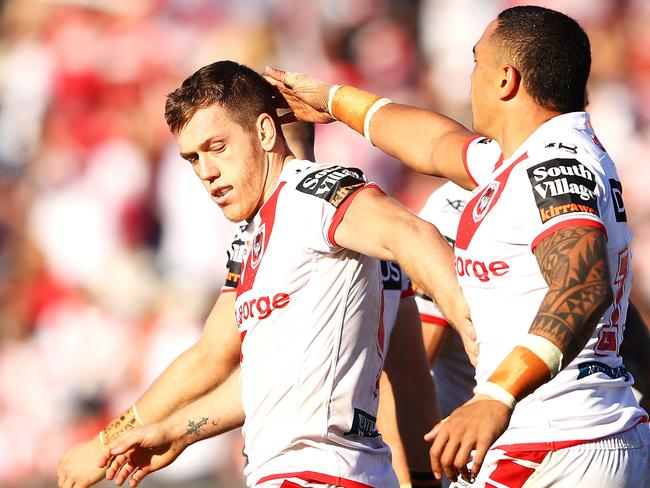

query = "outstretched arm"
[[427, 226, 612, 483], [57, 292, 240, 488], [99, 367, 244, 488], [264, 68, 477, 189]]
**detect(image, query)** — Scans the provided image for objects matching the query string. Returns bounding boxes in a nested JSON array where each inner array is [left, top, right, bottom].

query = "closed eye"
[[180, 152, 198, 164]]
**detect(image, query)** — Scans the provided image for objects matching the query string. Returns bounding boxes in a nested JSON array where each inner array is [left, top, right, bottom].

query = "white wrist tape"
[[476, 381, 516, 409], [327, 84, 341, 118], [519, 333, 563, 377], [363, 97, 393, 144]]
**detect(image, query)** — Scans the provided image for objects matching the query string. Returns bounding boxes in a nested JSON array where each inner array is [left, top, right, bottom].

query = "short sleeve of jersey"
[[462, 136, 503, 187], [222, 222, 248, 292], [518, 156, 608, 250], [292, 163, 381, 252]]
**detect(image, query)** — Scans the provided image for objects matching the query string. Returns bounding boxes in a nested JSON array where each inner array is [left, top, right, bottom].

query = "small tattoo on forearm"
[[186, 417, 209, 436]]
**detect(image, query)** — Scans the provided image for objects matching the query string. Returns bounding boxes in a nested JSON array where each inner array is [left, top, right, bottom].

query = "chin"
[[222, 205, 254, 223]]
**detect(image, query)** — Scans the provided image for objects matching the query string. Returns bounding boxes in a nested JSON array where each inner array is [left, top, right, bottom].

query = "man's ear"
[[499, 64, 521, 101], [257, 113, 277, 151]]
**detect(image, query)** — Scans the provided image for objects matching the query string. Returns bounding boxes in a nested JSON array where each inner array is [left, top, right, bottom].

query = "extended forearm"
[[393, 219, 467, 329], [134, 340, 238, 423], [162, 367, 244, 448]]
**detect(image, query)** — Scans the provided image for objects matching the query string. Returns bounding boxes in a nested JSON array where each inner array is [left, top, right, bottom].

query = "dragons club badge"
[[473, 181, 500, 223], [251, 224, 265, 269]]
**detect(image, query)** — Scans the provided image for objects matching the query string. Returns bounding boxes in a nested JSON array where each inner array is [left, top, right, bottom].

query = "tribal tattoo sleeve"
[[531, 225, 613, 365]]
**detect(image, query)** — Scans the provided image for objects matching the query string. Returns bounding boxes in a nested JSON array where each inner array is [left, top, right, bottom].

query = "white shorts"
[[452, 422, 650, 488], [256, 478, 334, 488], [255, 474, 358, 487]]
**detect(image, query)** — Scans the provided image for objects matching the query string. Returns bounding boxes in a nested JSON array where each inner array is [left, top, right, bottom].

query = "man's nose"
[[197, 156, 220, 182]]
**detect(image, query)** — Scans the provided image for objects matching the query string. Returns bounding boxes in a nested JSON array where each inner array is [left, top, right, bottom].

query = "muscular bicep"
[[531, 225, 613, 364], [333, 187, 416, 261]]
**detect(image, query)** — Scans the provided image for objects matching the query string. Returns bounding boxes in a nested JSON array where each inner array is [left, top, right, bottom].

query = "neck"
[[496, 103, 562, 160], [261, 150, 294, 203]]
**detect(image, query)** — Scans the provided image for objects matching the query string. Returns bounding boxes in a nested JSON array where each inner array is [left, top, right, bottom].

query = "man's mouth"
[[211, 186, 232, 204]]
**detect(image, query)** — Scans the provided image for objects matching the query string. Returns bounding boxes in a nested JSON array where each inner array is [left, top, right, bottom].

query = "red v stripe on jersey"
[[456, 153, 528, 250], [237, 182, 286, 297]]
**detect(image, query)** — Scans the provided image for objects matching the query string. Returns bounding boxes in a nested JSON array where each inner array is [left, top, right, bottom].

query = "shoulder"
[[287, 160, 369, 209], [521, 131, 608, 188]]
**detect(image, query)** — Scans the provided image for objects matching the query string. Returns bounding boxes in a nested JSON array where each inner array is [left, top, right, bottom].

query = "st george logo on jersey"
[[251, 224, 265, 270], [472, 181, 500, 223]]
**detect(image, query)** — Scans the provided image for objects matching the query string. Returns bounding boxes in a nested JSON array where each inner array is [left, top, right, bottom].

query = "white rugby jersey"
[[222, 159, 398, 488], [414, 182, 476, 418], [459, 112, 646, 447]]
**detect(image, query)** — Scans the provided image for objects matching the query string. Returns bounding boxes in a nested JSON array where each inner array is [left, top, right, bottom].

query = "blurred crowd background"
[[1, 0, 649, 487]]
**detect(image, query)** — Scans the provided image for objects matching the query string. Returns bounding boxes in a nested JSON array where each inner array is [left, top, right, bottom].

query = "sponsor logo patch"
[[609, 178, 627, 223], [380, 261, 402, 291], [527, 158, 599, 223], [344, 408, 380, 438], [297, 166, 366, 208], [577, 361, 630, 381]]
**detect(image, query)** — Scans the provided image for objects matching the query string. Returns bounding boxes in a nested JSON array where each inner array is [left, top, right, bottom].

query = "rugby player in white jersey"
[[266, 5, 650, 487], [57, 115, 318, 488], [90, 60, 470, 488], [57, 117, 437, 488]]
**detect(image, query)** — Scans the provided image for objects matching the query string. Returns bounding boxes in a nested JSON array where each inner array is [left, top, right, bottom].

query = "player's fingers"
[[114, 460, 138, 486], [424, 416, 448, 441], [429, 425, 449, 480], [263, 74, 286, 91], [470, 438, 491, 480], [277, 111, 297, 125], [130, 466, 153, 488], [265, 67, 291, 86], [108, 453, 127, 474], [440, 436, 462, 481], [106, 448, 133, 480], [454, 439, 475, 482]]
